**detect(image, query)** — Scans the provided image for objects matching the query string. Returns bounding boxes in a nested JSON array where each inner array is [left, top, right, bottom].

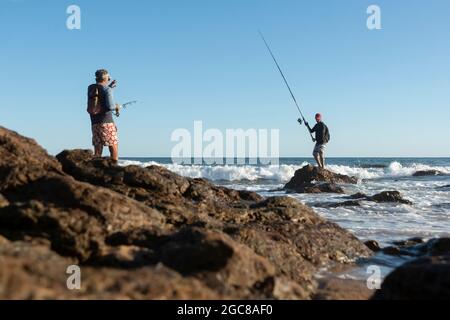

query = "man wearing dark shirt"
[[305, 113, 329, 169]]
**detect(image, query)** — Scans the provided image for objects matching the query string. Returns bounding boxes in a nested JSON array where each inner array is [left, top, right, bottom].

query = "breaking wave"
[[119, 160, 450, 183]]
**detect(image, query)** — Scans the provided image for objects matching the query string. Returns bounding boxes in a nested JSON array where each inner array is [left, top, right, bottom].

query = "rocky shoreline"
[[0, 126, 449, 300]]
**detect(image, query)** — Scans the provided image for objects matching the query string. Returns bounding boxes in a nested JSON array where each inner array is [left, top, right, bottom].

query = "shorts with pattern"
[[92, 123, 118, 147]]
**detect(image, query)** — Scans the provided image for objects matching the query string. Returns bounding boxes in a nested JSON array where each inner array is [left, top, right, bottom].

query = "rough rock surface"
[[284, 165, 356, 194], [0, 127, 372, 299], [374, 238, 450, 299], [0, 236, 220, 300]]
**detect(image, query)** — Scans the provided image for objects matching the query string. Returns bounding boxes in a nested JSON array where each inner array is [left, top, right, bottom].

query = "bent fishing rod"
[[259, 31, 315, 142]]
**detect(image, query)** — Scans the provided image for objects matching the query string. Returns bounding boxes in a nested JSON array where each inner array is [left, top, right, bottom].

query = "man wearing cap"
[[88, 69, 120, 161], [304, 113, 330, 169]]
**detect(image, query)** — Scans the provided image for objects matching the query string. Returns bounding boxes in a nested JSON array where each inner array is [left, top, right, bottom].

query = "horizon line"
[[119, 156, 450, 159]]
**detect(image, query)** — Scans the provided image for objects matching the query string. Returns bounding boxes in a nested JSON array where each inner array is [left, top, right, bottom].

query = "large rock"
[[374, 237, 450, 299], [284, 165, 356, 194], [323, 191, 412, 208], [152, 227, 306, 299], [374, 255, 450, 300], [0, 127, 373, 299], [413, 170, 443, 177], [369, 191, 412, 205], [0, 177, 168, 261], [0, 237, 220, 300], [0, 127, 63, 192]]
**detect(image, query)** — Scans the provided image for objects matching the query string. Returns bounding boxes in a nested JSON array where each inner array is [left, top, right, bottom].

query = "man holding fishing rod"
[[259, 31, 330, 169], [87, 69, 120, 161], [301, 113, 330, 169]]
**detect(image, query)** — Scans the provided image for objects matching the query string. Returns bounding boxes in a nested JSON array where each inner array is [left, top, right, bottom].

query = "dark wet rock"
[[347, 192, 367, 199], [365, 240, 382, 252], [284, 165, 356, 194], [343, 191, 413, 205], [413, 170, 444, 177], [382, 246, 402, 256], [392, 237, 424, 247], [374, 254, 450, 300], [368, 191, 412, 205], [315, 200, 361, 208], [318, 190, 412, 208], [330, 200, 361, 208], [438, 185, 450, 190], [423, 238, 450, 256], [374, 237, 450, 299], [0, 127, 373, 299], [379, 237, 448, 258]]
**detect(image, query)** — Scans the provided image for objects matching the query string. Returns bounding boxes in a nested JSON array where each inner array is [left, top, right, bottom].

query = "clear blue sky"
[[1, 0, 449, 157]]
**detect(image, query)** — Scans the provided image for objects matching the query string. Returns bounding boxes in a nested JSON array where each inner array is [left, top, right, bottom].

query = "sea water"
[[119, 157, 450, 278]]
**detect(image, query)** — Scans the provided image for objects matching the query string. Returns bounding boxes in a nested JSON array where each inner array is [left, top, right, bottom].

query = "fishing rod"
[[115, 100, 138, 117], [258, 31, 315, 142]]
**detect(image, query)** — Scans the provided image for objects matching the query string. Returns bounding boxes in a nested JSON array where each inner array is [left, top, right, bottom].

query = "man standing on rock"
[[301, 113, 330, 169], [87, 69, 120, 162]]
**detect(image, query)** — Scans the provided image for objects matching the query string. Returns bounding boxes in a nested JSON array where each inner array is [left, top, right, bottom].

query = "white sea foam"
[[386, 161, 450, 176], [118, 160, 450, 182], [160, 162, 308, 182]]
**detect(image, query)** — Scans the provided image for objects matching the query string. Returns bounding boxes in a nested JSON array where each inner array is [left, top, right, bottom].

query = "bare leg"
[[109, 144, 119, 162], [320, 153, 325, 168], [94, 144, 103, 158], [313, 153, 321, 168]]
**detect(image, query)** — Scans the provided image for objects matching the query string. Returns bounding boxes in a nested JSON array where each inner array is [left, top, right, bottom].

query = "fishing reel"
[[114, 104, 121, 117], [297, 118, 303, 125], [113, 101, 138, 117]]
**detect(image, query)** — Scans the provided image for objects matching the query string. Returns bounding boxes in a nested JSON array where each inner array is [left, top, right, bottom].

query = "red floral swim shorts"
[[92, 123, 118, 147]]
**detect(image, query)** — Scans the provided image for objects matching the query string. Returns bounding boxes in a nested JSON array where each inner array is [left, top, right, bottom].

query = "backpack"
[[323, 124, 331, 144], [87, 84, 103, 115]]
